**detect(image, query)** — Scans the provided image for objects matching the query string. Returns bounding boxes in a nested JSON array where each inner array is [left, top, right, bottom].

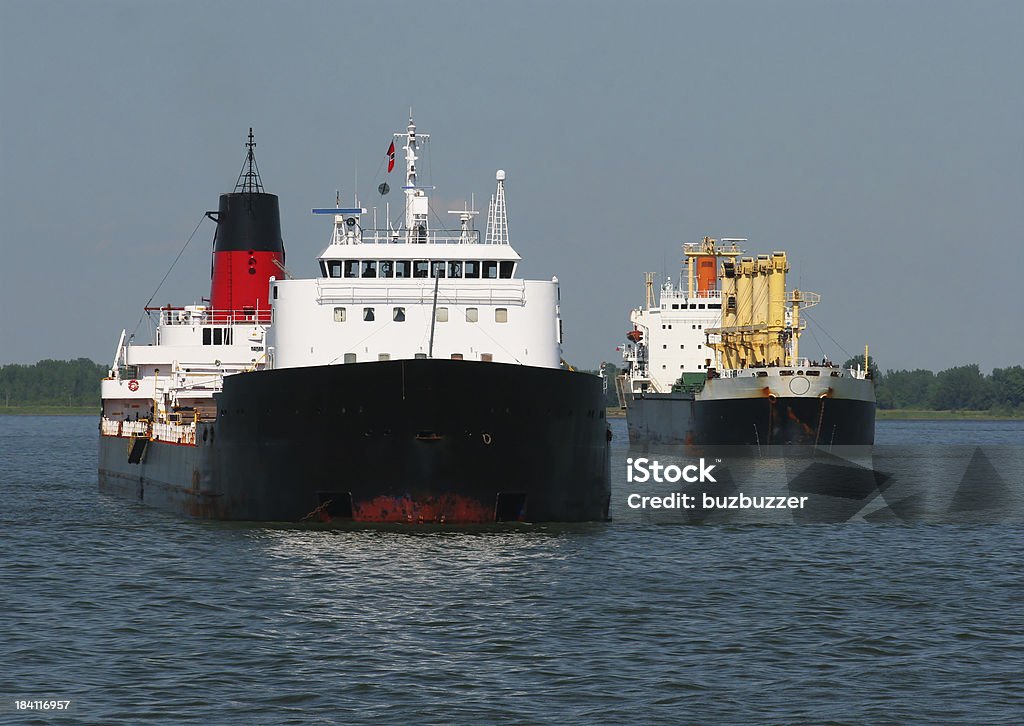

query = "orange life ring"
[[127, 379, 139, 392]]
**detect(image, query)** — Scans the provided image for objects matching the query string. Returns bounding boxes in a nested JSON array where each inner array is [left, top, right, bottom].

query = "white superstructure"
[[267, 117, 563, 369]]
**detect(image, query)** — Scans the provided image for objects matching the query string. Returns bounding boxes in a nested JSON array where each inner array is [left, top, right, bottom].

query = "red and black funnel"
[[208, 129, 285, 323]]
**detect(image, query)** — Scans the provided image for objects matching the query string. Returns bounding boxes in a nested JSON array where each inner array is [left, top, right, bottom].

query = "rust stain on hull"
[[351, 494, 495, 524]]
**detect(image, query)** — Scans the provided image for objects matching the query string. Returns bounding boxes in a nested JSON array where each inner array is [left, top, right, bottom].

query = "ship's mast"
[[235, 128, 264, 194], [396, 115, 430, 243], [485, 170, 509, 245]]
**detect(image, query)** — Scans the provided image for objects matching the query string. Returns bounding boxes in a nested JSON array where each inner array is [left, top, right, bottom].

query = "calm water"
[[1, 416, 1022, 724]]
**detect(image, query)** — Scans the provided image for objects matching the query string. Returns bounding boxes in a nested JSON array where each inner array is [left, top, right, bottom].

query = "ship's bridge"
[[318, 243, 521, 281]]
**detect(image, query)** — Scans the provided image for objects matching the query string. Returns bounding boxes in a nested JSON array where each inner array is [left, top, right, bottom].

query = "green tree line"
[[2, 358, 1022, 413], [0, 358, 107, 408], [835, 357, 1024, 412], [871, 363, 1024, 413]]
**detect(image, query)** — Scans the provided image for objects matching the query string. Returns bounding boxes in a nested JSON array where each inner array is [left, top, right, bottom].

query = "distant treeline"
[[0, 359, 107, 408], [871, 363, 1024, 413], [2, 358, 1021, 413]]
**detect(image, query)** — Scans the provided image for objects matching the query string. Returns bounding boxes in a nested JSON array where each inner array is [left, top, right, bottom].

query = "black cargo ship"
[[99, 121, 611, 523]]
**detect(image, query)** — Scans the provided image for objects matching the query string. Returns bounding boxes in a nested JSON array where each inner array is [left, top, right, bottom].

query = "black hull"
[[99, 360, 612, 523], [627, 394, 875, 447]]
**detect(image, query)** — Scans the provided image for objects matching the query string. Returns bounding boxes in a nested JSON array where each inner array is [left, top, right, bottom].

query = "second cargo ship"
[[618, 237, 875, 447]]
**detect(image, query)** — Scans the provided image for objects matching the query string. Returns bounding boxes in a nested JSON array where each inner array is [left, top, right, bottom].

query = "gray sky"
[[2, 0, 1022, 372]]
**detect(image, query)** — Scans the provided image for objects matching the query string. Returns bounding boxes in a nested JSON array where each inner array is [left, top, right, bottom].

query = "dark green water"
[[1, 417, 1022, 724]]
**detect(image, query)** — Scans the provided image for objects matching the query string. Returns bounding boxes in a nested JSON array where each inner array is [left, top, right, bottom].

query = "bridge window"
[[448, 261, 463, 278], [464, 260, 480, 278], [395, 260, 411, 278], [499, 261, 515, 278], [436, 307, 448, 322], [393, 307, 405, 322], [379, 261, 394, 278], [327, 261, 343, 278], [466, 307, 478, 322], [344, 260, 359, 278], [361, 260, 377, 278], [431, 261, 446, 278], [334, 307, 346, 322], [363, 307, 375, 322], [495, 308, 508, 323], [483, 260, 498, 279], [414, 260, 429, 278]]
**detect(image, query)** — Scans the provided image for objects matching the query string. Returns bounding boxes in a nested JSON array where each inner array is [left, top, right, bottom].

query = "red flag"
[[386, 141, 395, 173]]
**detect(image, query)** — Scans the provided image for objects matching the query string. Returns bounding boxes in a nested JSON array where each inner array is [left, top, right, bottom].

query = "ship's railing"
[[122, 420, 151, 437], [660, 288, 722, 299], [152, 421, 197, 446], [148, 307, 270, 326], [316, 281, 527, 306], [101, 418, 122, 436], [99, 416, 197, 446], [357, 228, 486, 245]]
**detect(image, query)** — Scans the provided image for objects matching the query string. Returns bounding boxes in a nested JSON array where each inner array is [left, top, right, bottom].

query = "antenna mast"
[[397, 115, 430, 243], [485, 170, 509, 245], [235, 128, 264, 193]]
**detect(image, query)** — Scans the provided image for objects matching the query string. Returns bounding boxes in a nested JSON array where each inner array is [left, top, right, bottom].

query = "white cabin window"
[[499, 261, 515, 278], [436, 307, 448, 322], [414, 353, 427, 359], [361, 260, 377, 278], [495, 308, 508, 323], [414, 260, 429, 278], [334, 307, 346, 322], [344, 260, 359, 278], [395, 260, 411, 278], [448, 261, 463, 278], [464, 261, 480, 278], [378, 353, 390, 361], [379, 260, 394, 278], [481, 353, 493, 362], [393, 307, 406, 322], [466, 307, 478, 322], [483, 261, 498, 279], [344, 353, 356, 363], [363, 307, 375, 322], [451, 353, 464, 360]]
